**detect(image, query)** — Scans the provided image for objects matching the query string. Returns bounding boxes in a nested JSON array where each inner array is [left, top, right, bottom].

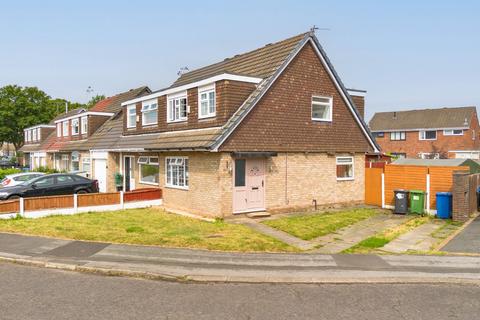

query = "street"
[[0, 262, 479, 320]]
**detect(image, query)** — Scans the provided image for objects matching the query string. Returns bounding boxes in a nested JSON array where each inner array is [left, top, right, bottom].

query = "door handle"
[[252, 187, 259, 190], [262, 180, 264, 187]]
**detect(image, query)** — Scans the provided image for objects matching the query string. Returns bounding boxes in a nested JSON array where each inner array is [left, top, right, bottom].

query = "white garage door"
[[94, 159, 107, 193]]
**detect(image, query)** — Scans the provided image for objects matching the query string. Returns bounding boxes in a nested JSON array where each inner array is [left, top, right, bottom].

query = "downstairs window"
[[336, 156, 354, 181], [166, 157, 189, 189]]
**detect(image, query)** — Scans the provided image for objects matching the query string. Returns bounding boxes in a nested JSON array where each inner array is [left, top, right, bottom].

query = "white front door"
[[233, 158, 266, 213], [94, 159, 107, 192]]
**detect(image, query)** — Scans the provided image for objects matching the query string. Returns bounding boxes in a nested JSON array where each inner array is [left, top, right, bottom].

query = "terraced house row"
[[20, 31, 379, 217]]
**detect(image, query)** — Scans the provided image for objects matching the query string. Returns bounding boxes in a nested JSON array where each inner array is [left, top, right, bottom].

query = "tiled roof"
[[90, 86, 151, 113], [171, 33, 309, 87], [49, 108, 86, 124], [369, 106, 477, 131]]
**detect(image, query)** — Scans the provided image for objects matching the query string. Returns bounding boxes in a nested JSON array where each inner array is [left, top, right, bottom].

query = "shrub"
[[35, 166, 62, 174], [0, 168, 22, 180]]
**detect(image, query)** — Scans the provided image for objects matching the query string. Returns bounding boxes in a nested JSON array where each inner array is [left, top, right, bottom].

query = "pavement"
[[443, 215, 480, 253], [2, 262, 480, 320], [383, 220, 443, 253], [2, 232, 480, 284]]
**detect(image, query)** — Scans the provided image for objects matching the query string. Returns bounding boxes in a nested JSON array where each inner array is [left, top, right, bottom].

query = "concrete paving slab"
[[383, 222, 443, 253], [312, 214, 409, 254], [443, 216, 480, 253], [45, 241, 110, 258], [0, 232, 71, 256]]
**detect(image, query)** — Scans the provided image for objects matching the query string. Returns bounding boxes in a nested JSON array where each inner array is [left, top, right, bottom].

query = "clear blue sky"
[[1, 0, 479, 120]]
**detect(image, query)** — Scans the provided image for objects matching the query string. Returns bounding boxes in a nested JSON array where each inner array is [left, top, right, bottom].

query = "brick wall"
[[375, 113, 480, 158], [350, 95, 365, 119]]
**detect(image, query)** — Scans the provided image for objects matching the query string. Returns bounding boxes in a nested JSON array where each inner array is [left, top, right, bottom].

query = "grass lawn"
[[262, 208, 382, 241], [0, 208, 298, 253], [343, 215, 429, 254]]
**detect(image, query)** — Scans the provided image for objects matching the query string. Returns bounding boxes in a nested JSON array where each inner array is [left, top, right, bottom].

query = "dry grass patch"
[[0, 208, 297, 253]]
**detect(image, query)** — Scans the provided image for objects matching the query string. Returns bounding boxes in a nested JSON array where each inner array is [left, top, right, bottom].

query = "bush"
[[0, 168, 22, 180], [35, 166, 62, 174]]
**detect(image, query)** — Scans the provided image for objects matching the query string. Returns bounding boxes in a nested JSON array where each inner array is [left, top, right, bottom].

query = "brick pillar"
[[452, 171, 470, 222]]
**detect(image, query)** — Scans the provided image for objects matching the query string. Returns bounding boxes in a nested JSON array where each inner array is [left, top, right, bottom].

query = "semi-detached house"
[[21, 31, 380, 217]]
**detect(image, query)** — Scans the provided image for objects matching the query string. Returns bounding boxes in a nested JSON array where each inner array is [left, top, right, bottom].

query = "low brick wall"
[[452, 171, 480, 221]]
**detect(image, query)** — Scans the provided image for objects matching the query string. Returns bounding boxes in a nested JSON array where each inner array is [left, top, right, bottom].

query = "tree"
[[86, 94, 106, 109], [0, 85, 57, 150], [50, 98, 86, 117]]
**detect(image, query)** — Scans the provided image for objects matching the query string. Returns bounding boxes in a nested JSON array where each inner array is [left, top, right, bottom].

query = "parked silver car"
[[0, 172, 45, 188]]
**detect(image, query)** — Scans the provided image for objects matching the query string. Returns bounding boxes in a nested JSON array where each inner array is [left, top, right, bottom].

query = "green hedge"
[[0, 168, 22, 180]]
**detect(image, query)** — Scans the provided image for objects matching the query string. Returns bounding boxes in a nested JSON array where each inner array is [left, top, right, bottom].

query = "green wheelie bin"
[[409, 190, 425, 214]]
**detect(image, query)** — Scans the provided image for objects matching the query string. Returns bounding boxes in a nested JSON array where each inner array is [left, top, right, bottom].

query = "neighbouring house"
[[19, 86, 151, 184], [81, 31, 379, 217], [0, 143, 16, 158], [369, 106, 480, 159], [391, 158, 480, 173]]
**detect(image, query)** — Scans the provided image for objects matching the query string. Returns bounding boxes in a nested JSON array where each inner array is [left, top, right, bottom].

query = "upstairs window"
[[312, 96, 333, 121], [24, 131, 28, 142], [27, 130, 32, 142], [32, 129, 37, 141], [198, 85, 216, 119], [336, 157, 354, 181], [390, 131, 406, 141], [37, 128, 41, 140], [141, 100, 158, 126], [57, 123, 61, 137], [81, 116, 88, 134], [419, 130, 437, 140], [373, 132, 384, 138], [443, 129, 463, 136], [167, 94, 187, 123], [62, 121, 69, 137], [72, 118, 79, 135], [126, 105, 137, 128]]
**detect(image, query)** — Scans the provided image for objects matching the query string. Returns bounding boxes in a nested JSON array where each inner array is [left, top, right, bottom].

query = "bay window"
[[138, 156, 159, 185], [141, 100, 158, 126], [166, 157, 189, 189]]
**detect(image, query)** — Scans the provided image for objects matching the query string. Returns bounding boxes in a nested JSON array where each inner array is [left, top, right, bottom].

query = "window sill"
[[312, 118, 332, 122], [198, 115, 216, 120], [337, 177, 354, 181], [165, 184, 189, 191], [139, 181, 159, 186], [142, 123, 158, 127], [167, 120, 188, 124]]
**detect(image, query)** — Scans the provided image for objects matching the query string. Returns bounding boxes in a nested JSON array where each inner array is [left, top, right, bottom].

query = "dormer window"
[[81, 116, 88, 134], [141, 100, 158, 126], [198, 84, 215, 119], [72, 118, 79, 135], [27, 130, 32, 142], [24, 131, 28, 142], [57, 123, 61, 137], [167, 93, 187, 123], [62, 121, 69, 137], [32, 129, 37, 141], [37, 128, 41, 140], [126, 105, 136, 128]]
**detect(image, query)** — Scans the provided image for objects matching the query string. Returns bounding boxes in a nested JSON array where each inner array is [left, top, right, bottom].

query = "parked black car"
[[0, 174, 99, 200]]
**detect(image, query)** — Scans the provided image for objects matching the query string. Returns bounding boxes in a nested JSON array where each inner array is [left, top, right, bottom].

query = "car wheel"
[[7, 195, 20, 200], [76, 190, 88, 194]]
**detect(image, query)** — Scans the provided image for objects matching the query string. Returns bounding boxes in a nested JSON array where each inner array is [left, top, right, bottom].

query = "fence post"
[[19, 197, 24, 217], [381, 172, 385, 208], [120, 191, 124, 209], [74, 194, 78, 213], [426, 173, 431, 215]]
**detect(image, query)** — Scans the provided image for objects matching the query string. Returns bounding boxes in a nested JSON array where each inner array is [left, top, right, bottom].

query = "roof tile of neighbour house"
[[90, 86, 150, 113], [49, 108, 86, 124], [369, 106, 477, 131]]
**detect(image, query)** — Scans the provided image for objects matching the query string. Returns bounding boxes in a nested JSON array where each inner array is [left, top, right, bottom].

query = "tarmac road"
[[1, 262, 479, 320]]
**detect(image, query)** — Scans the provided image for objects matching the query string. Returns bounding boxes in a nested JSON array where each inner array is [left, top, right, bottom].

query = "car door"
[[25, 176, 57, 197], [55, 175, 77, 195]]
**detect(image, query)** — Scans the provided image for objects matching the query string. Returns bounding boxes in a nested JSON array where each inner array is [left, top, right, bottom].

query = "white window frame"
[[419, 130, 437, 141], [336, 156, 354, 181], [57, 123, 62, 137], [62, 121, 69, 137], [141, 99, 158, 126], [165, 156, 189, 189], [24, 131, 28, 142], [27, 130, 31, 142], [390, 131, 406, 141], [81, 116, 88, 134], [443, 129, 463, 136], [167, 92, 188, 123], [311, 95, 333, 122], [138, 156, 160, 186], [32, 129, 37, 141], [126, 105, 137, 128], [37, 128, 41, 140], [82, 157, 91, 172], [198, 84, 216, 119], [71, 118, 79, 135]]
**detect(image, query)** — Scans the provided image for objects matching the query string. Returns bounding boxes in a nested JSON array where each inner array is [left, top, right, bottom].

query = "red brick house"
[[369, 107, 480, 159], [83, 31, 378, 217]]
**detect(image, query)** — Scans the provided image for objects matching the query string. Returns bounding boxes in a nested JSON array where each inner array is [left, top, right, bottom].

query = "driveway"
[[442, 216, 480, 253]]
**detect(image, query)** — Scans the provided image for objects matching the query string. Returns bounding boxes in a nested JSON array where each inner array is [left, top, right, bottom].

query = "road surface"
[[0, 262, 479, 319]]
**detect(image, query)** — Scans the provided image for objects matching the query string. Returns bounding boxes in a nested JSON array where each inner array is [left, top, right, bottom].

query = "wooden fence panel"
[[429, 166, 469, 209], [78, 192, 120, 207], [25, 195, 74, 211], [384, 165, 428, 206], [124, 188, 162, 203], [365, 168, 383, 206], [0, 199, 20, 214]]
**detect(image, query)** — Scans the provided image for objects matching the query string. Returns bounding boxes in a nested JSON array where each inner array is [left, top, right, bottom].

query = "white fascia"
[[54, 112, 114, 124], [121, 73, 263, 107], [24, 124, 56, 131], [371, 127, 469, 133]]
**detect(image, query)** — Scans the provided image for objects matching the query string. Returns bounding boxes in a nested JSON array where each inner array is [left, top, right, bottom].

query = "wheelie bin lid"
[[436, 192, 452, 196], [394, 189, 408, 192], [410, 190, 425, 194]]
